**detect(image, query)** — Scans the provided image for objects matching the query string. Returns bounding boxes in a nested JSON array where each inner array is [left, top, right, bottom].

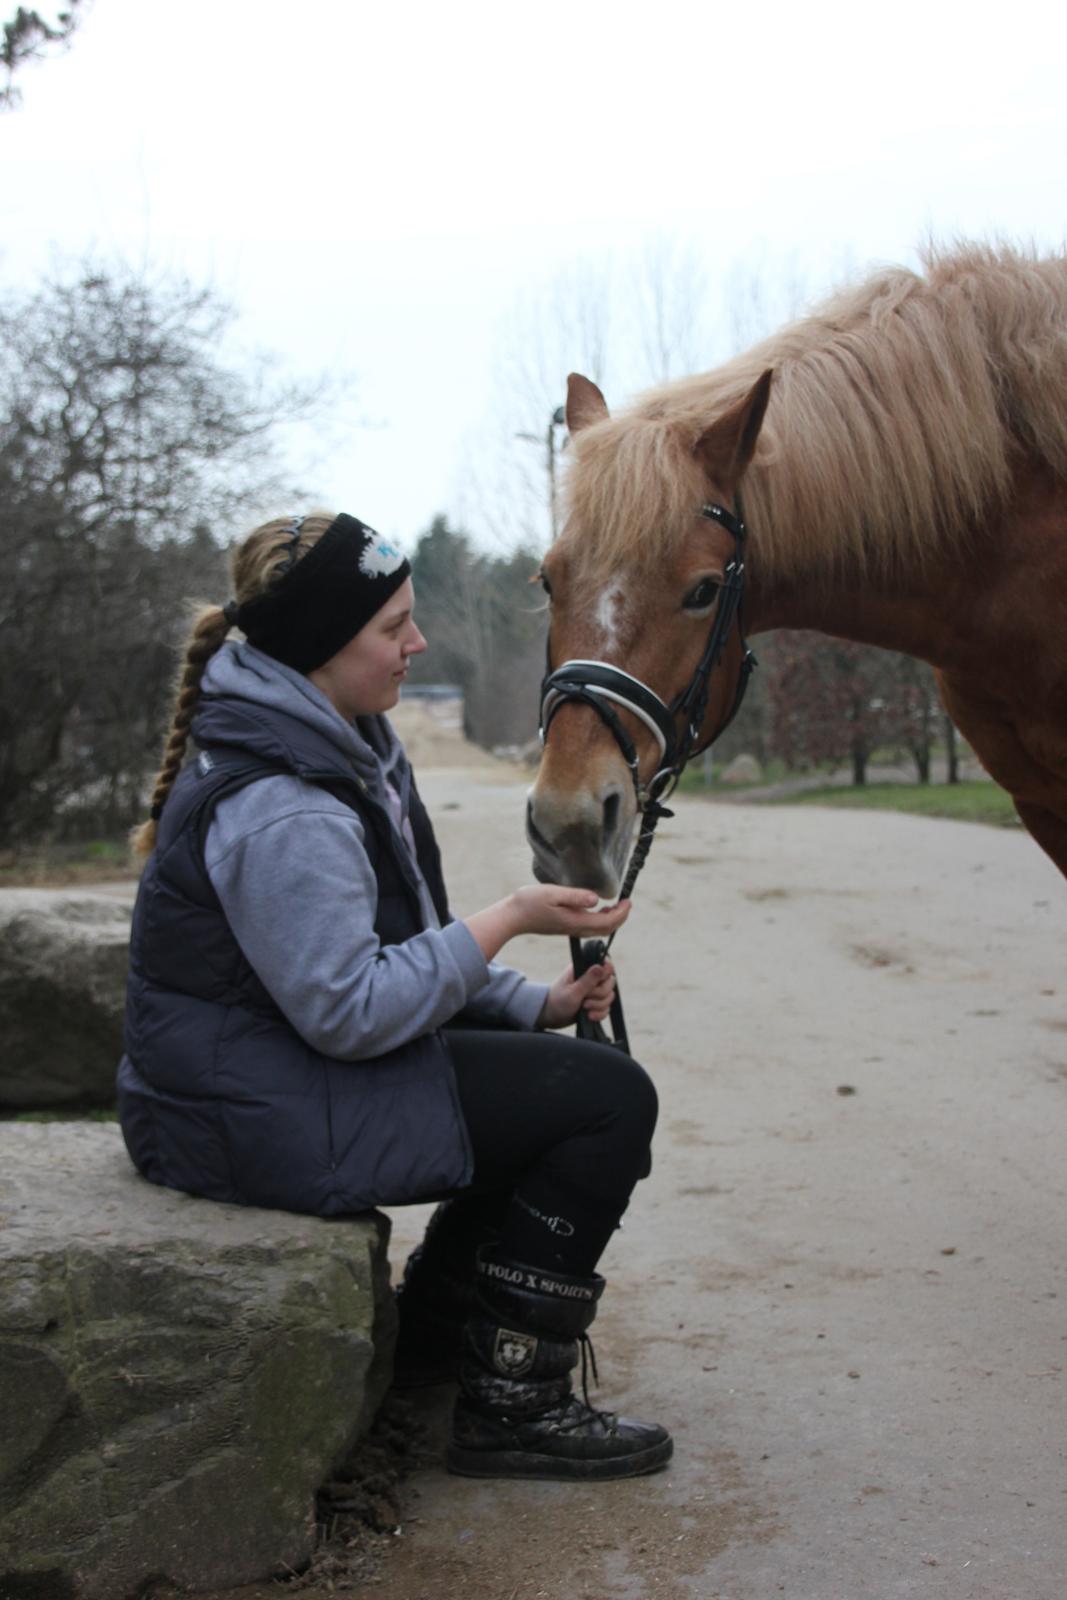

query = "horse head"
[[527, 367, 773, 896]]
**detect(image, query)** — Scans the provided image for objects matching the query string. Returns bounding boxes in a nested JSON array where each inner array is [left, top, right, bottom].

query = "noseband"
[[540, 499, 756, 824]]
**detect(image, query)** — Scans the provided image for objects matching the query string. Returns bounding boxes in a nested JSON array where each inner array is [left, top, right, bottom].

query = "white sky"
[[3, 0, 1066, 551]]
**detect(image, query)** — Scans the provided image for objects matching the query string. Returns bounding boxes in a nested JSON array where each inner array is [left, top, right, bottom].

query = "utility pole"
[[546, 403, 566, 541], [517, 405, 567, 543]]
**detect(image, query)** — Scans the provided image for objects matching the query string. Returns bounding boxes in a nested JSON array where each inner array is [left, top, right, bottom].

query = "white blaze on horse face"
[[593, 582, 626, 653]]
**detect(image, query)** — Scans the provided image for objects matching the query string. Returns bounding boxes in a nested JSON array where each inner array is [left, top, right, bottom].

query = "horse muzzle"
[[526, 773, 636, 898]]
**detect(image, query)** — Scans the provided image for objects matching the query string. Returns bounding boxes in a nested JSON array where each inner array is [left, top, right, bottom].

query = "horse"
[[527, 243, 1067, 895]]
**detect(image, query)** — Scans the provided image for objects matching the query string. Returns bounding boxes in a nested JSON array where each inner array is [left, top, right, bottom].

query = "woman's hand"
[[464, 886, 630, 963], [539, 959, 618, 1030], [509, 885, 630, 939]]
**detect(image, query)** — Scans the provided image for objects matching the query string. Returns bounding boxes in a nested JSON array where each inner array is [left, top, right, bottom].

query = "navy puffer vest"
[[117, 699, 473, 1216]]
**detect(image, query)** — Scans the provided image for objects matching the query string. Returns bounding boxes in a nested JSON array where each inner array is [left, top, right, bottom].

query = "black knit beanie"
[[233, 512, 412, 673]]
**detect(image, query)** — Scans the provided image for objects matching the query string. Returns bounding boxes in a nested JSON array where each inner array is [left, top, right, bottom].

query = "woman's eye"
[[683, 578, 719, 612]]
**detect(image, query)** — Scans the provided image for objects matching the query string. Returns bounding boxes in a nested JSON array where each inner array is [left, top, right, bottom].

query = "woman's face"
[[309, 578, 427, 720]]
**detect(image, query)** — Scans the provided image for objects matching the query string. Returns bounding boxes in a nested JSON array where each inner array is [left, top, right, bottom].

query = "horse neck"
[[746, 557, 981, 673], [744, 461, 1062, 680]]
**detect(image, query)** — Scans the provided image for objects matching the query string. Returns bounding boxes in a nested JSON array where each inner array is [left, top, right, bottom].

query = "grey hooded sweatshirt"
[[200, 642, 548, 1058]]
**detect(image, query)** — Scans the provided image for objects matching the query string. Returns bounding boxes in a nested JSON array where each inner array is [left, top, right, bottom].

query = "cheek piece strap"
[[537, 499, 756, 1051], [540, 498, 754, 815]]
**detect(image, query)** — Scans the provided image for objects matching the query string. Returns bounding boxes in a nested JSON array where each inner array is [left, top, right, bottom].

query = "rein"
[[538, 498, 756, 1050]]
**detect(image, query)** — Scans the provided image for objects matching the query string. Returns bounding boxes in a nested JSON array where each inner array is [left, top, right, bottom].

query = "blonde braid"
[[129, 606, 234, 858], [130, 511, 337, 861]]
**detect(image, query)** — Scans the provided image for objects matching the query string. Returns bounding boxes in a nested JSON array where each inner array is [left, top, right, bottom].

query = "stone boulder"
[[0, 889, 135, 1111], [0, 1123, 395, 1599], [719, 752, 763, 787]]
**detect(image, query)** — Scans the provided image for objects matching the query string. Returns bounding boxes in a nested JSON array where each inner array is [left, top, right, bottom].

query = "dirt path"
[[178, 768, 1067, 1600]]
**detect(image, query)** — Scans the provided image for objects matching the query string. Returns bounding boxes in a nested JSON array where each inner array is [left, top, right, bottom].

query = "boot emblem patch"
[[493, 1327, 537, 1377]]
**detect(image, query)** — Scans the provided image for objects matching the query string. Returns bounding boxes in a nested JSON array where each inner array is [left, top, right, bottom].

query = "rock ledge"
[[0, 1122, 394, 1598], [0, 889, 134, 1110]]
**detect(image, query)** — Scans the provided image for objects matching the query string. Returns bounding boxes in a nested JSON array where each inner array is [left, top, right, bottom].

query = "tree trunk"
[[851, 743, 867, 786], [912, 742, 931, 784], [943, 712, 959, 784]]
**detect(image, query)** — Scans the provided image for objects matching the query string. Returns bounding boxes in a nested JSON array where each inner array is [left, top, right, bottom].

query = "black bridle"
[[538, 497, 756, 1049]]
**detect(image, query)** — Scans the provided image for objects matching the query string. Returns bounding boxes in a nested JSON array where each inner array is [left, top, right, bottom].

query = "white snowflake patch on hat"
[[359, 527, 406, 579]]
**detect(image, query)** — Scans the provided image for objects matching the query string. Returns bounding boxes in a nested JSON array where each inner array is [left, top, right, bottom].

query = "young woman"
[[120, 510, 670, 1481]]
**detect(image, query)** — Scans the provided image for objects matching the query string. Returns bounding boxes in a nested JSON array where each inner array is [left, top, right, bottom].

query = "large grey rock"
[[0, 890, 135, 1110], [719, 752, 763, 786], [0, 1123, 395, 1598]]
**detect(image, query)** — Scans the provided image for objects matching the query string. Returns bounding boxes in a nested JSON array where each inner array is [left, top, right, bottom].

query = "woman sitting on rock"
[[120, 510, 670, 1482]]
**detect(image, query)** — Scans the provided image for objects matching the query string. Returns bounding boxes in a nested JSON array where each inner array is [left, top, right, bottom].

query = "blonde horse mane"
[[562, 242, 1067, 582]]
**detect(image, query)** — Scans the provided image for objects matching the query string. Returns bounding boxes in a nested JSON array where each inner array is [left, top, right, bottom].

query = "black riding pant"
[[429, 1027, 658, 1278]]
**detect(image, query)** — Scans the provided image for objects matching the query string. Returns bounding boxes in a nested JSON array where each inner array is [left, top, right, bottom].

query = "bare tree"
[[626, 233, 716, 384], [1, 1, 85, 107], [467, 238, 833, 556], [0, 268, 316, 543], [408, 515, 545, 750], [0, 261, 323, 842], [479, 257, 615, 550]]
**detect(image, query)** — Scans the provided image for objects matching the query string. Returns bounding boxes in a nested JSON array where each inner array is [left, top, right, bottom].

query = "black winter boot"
[[446, 1251, 673, 1480], [392, 1202, 498, 1389]]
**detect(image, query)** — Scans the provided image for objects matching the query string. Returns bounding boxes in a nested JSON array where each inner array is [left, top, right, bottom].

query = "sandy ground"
[[144, 740, 1065, 1600], [353, 769, 1066, 1600], [387, 699, 522, 773]]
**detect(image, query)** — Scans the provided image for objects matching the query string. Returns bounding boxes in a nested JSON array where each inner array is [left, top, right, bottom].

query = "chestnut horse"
[[528, 244, 1067, 894]]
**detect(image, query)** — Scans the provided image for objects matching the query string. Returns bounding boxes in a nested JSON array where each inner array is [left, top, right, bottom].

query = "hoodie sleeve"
[[447, 929, 548, 1029], [204, 775, 499, 1060]]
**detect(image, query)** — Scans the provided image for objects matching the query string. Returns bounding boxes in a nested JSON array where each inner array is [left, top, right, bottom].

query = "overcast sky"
[[3, 0, 1065, 551]]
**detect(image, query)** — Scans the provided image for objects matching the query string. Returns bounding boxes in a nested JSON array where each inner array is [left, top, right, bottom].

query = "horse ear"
[[566, 373, 610, 433], [693, 368, 773, 492]]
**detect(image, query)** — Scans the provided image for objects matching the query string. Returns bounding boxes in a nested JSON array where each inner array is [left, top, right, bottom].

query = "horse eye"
[[683, 577, 719, 612], [539, 571, 553, 599]]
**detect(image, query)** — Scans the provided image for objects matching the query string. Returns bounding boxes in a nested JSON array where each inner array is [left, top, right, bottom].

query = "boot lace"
[[578, 1330, 600, 1409], [550, 1331, 616, 1435]]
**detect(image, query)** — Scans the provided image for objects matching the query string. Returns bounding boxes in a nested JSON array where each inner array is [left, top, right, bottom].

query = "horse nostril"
[[602, 791, 620, 842], [526, 802, 552, 853]]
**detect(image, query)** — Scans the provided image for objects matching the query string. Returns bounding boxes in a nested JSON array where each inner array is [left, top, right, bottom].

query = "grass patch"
[[772, 780, 1021, 827], [0, 835, 139, 888], [676, 758, 790, 795]]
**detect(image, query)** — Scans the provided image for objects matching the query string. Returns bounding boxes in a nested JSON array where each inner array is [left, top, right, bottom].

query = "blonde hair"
[[130, 512, 336, 858]]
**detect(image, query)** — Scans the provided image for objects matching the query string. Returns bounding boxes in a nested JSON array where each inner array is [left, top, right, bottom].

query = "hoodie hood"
[[194, 641, 407, 803]]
